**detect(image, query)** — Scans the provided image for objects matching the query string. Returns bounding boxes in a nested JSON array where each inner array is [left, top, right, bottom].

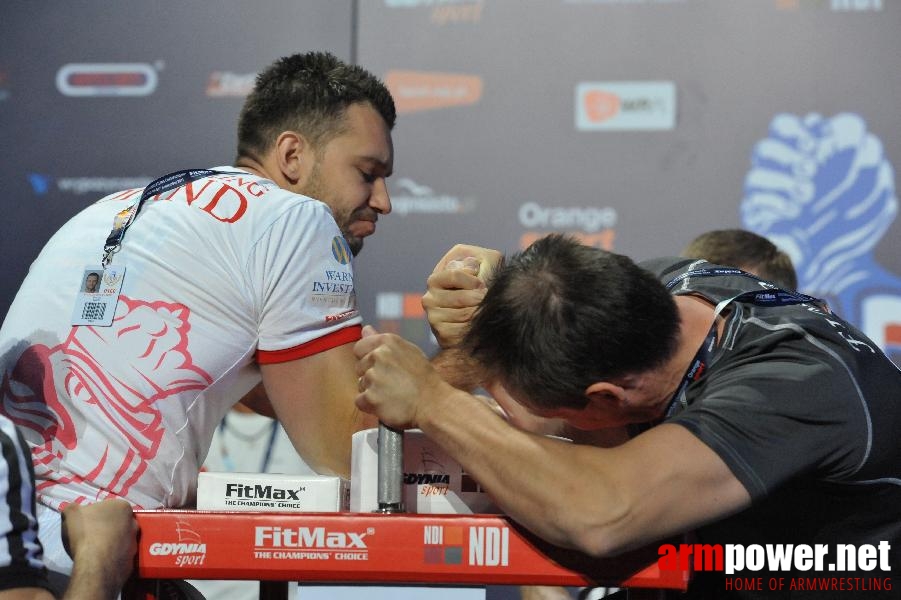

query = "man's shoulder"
[[209, 168, 333, 220], [140, 167, 335, 230], [637, 256, 696, 280]]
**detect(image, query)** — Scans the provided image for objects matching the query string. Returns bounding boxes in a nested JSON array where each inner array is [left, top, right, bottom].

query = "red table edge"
[[130, 510, 691, 590]]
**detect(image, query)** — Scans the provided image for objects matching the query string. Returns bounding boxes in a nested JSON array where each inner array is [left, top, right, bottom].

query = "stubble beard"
[[301, 166, 365, 257]]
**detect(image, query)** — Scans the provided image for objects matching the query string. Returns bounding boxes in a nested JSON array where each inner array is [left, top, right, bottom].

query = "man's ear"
[[274, 131, 311, 185], [549, 381, 628, 430], [584, 381, 628, 411]]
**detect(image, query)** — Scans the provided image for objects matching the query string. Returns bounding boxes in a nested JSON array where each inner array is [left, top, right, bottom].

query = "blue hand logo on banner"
[[741, 112, 901, 365]]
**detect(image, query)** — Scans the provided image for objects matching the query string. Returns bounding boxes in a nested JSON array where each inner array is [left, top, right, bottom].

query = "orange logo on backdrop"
[[582, 90, 621, 123], [385, 71, 483, 113]]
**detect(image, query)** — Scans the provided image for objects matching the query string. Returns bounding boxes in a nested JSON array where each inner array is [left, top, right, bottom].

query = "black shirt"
[[641, 258, 901, 598]]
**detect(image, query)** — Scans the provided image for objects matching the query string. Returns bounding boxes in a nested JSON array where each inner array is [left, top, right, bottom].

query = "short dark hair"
[[463, 234, 681, 410], [681, 229, 798, 290], [236, 51, 396, 161]]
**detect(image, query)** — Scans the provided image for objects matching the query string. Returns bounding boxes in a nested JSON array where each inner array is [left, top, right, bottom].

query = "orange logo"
[[385, 70, 482, 113], [582, 90, 621, 123]]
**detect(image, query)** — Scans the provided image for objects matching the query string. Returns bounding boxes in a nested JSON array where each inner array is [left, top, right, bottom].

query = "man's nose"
[[370, 178, 391, 215]]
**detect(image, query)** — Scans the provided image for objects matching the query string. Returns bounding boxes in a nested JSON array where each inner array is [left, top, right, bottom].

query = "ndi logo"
[[423, 525, 464, 565], [469, 526, 509, 567]]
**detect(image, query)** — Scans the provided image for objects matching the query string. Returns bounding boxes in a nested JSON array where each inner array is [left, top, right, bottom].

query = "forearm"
[[63, 557, 126, 600], [355, 331, 750, 558], [430, 347, 486, 391], [420, 403, 753, 557], [415, 387, 623, 554], [60, 499, 136, 599]]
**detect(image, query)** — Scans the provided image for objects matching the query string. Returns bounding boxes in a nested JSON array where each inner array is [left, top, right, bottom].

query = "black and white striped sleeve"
[[0, 415, 51, 592]]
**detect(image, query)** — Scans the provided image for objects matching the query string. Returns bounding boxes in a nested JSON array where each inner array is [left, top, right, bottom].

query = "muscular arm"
[[261, 342, 377, 478], [60, 499, 137, 600], [422, 245, 503, 391], [430, 347, 486, 391], [422, 393, 749, 555], [0, 490, 136, 600], [355, 332, 751, 557], [237, 382, 276, 418]]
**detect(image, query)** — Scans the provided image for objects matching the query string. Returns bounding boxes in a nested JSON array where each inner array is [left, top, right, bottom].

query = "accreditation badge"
[[71, 265, 126, 327]]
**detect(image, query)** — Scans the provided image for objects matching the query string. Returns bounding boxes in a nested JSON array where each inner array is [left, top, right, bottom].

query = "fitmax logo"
[[226, 483, 304, 500], [255, 526, 369, 549]]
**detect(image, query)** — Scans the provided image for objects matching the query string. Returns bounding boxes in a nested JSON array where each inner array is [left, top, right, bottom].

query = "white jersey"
[[0, 167, 362, 511]]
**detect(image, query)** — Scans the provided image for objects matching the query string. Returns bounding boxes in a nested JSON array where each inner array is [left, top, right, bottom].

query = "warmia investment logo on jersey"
[[56, 63, 159, 97], [385, 71, 482, 114]]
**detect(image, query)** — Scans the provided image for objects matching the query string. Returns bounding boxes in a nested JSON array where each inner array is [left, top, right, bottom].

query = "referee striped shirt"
[[0, 414, 50, 591]]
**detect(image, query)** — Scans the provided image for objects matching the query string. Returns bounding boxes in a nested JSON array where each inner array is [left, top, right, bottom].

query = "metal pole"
[[376, 422, 405, 513]]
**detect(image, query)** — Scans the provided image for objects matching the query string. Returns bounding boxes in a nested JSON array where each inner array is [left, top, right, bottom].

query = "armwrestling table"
[[124, 426, 691, 598]]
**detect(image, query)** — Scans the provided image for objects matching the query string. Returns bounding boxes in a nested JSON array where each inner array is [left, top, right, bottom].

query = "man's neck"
[[235, 156, 279, 185]]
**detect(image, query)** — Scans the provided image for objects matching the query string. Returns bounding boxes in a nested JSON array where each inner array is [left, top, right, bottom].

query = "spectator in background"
[[681, 228, 798, 290]]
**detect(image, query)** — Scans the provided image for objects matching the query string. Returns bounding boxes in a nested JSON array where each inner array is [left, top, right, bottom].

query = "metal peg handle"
[[376, 422, 405, 513]]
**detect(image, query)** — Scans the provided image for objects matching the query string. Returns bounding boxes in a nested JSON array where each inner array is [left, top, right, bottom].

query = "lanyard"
[[665, 266, 820, 306], [101, 169, 232, 267], [664, 320, 718, 419]]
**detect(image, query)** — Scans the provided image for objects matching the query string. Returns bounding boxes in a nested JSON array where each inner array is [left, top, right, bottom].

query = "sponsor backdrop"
[[354, 0, 901, 366], [0, 0, 898, 596], [2, 1, 899, 364], [0, 0, 354, 316]]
